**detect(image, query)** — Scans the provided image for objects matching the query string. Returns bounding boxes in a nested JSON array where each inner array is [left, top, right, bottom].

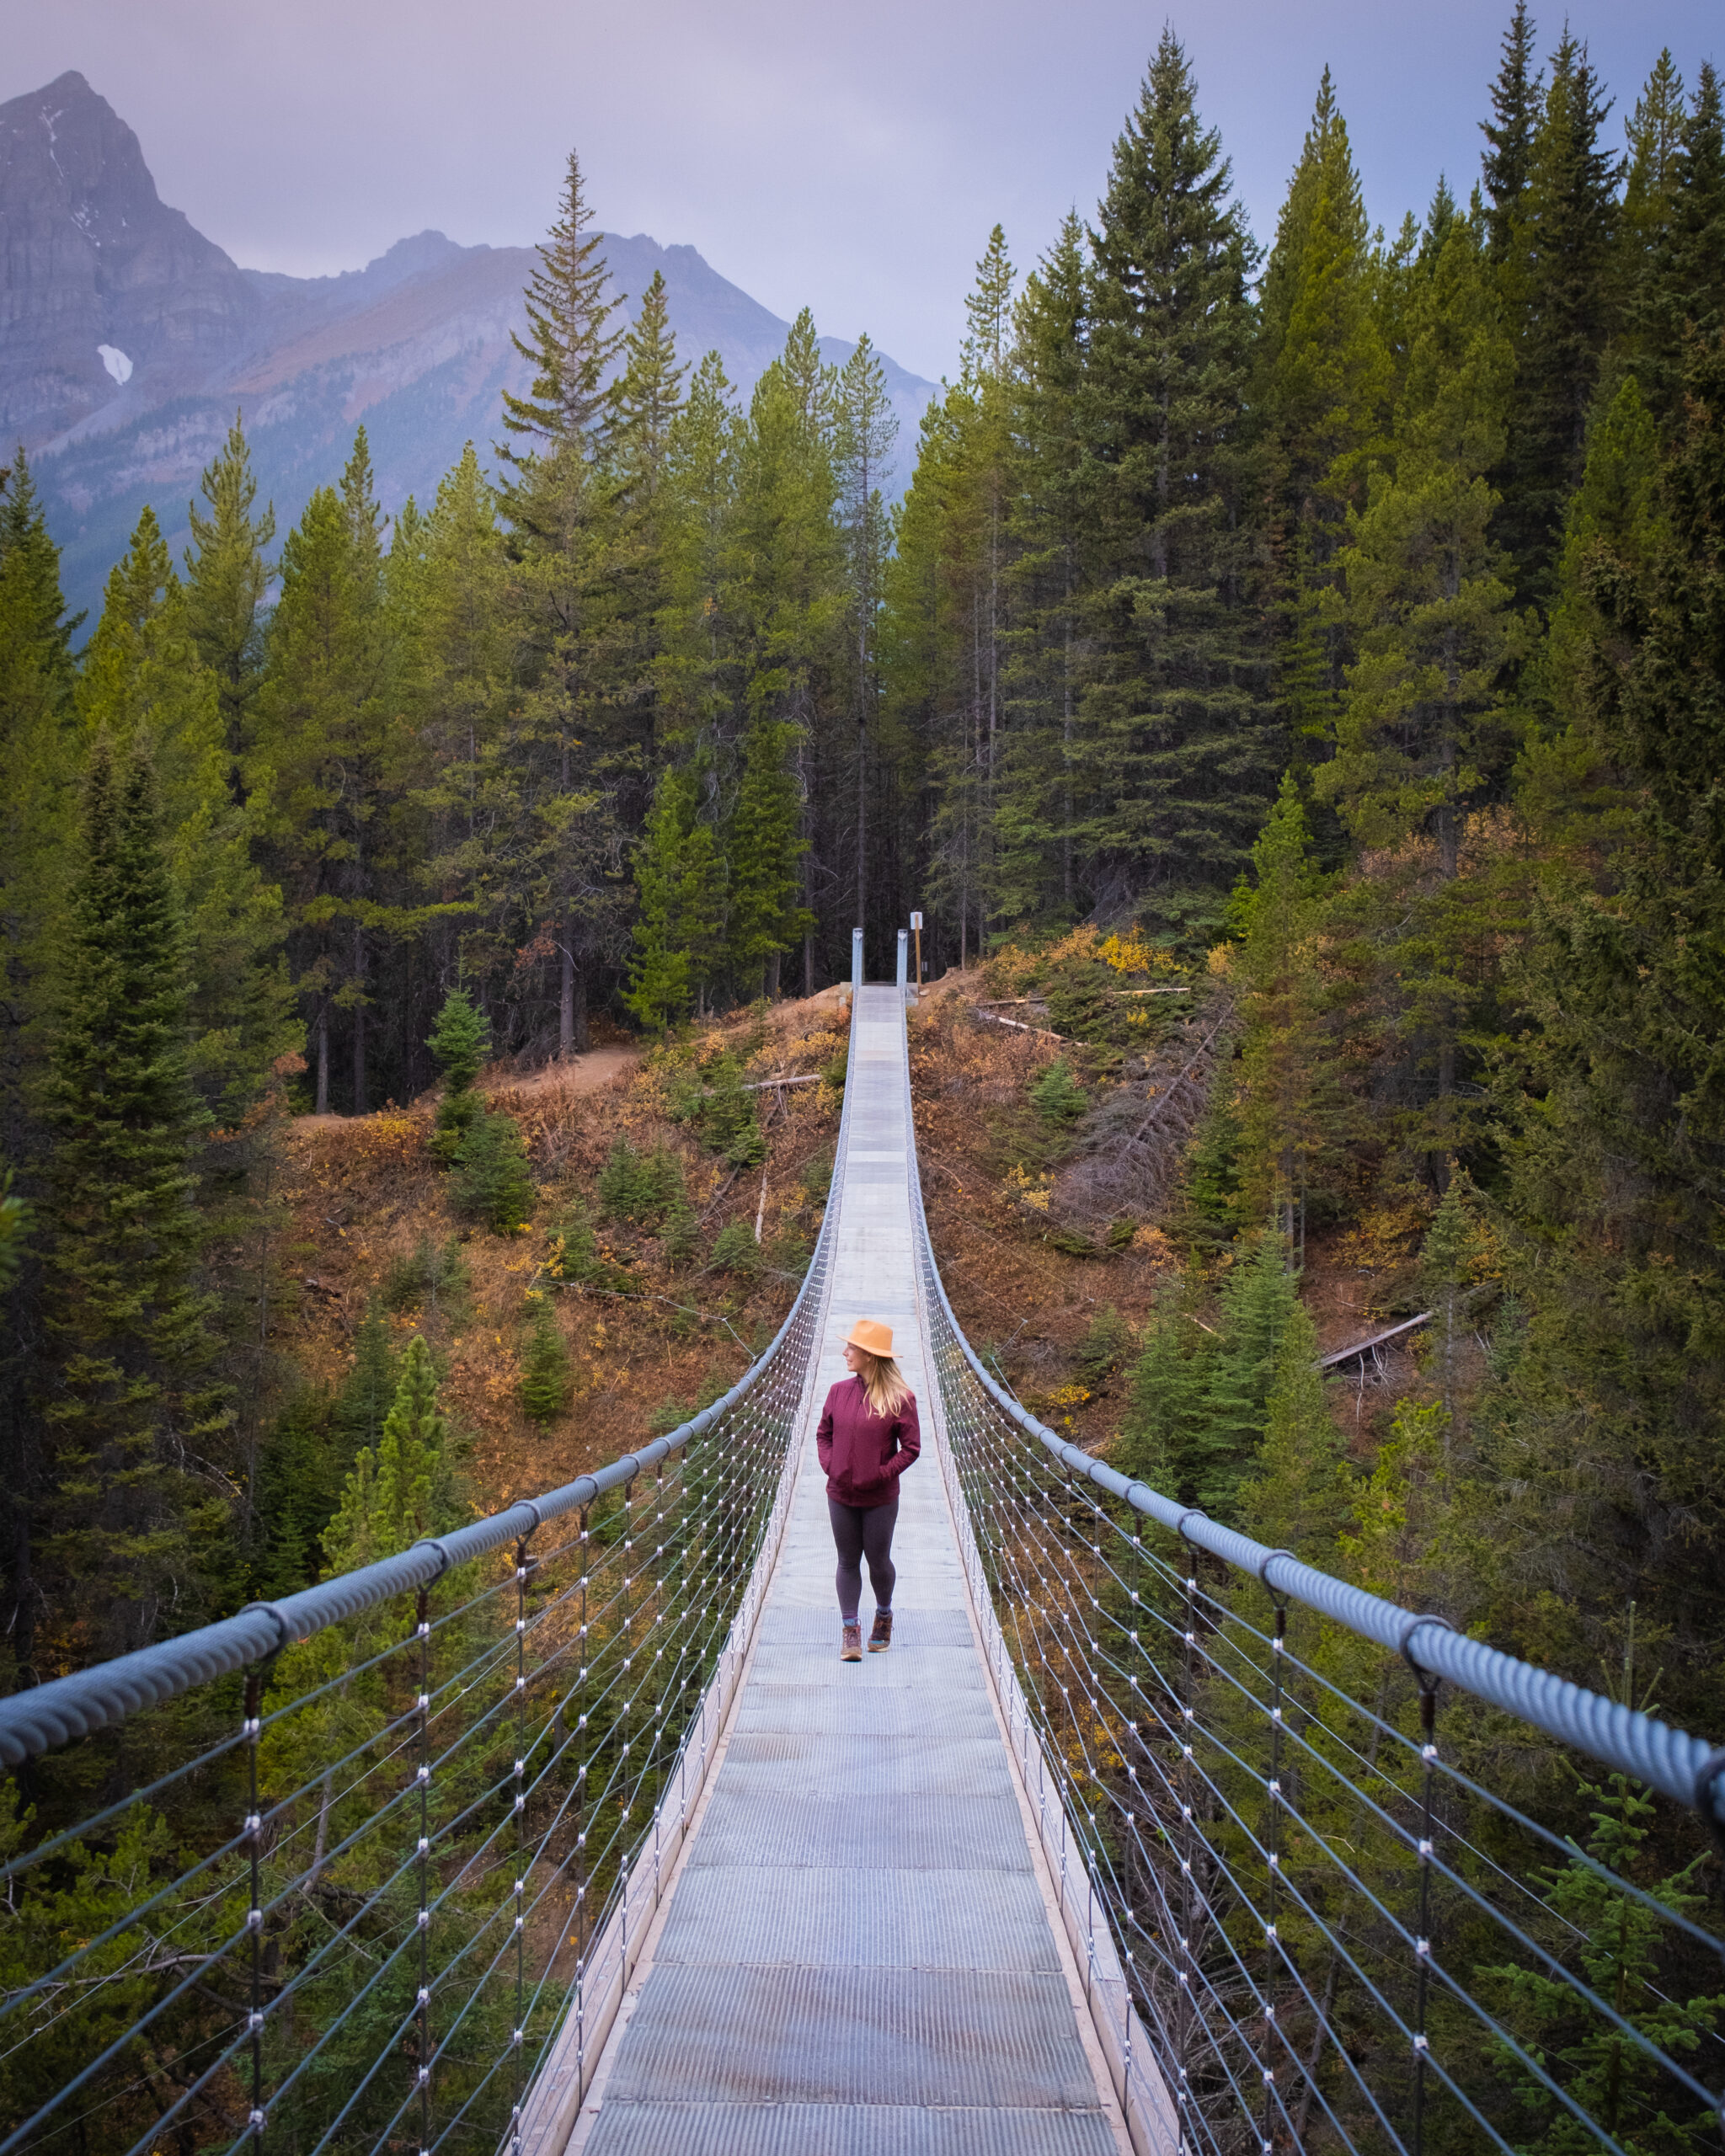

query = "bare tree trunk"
[[572, 964, 589, 1053], [351, 922, 366, 1116], [315, 1006, 329, 1116], [1063, 590, 1075, 911], [559, 938, 574, 1059]]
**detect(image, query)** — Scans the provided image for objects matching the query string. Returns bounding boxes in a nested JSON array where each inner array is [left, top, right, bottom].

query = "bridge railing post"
[[896, 928, 908, 998], [851, 926, 863, 992]]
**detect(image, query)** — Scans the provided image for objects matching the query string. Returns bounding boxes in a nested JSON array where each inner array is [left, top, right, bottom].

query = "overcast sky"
[[9, 0, 1719, 383]]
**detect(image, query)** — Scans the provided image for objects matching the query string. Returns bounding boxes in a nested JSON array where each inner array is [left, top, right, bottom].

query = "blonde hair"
[[853, 1348, 911, 1418]]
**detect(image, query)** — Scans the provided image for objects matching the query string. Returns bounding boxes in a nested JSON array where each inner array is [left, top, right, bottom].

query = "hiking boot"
[[868, 1609, 894, 1653], [840, 1624, 862, 1662]]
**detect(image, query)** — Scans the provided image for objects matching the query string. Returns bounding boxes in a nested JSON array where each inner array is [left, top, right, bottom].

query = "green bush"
[[1073, 1304, 1130, 1386], [427, 987, 491, 1093], [382, 1235, 472, 1318], [662, 1200, 701, 1268], [668, 1050, 765, 1166], [597, 1139, 686, 1224], [798, 1146, 834, 1204], [519, 1292, 571, 1425], [428, 990, 491, 1164], [1031, 1056, 1089, 1123], [710, 1219, 761, 1277], [452, 1110, 536, 1234], [767, 1227, 812, 1279]]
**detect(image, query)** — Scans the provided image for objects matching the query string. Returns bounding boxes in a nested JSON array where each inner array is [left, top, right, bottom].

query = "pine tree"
[[1492, 29, 1622, 600], [624, 766, 706, 1029], [501, 147, 624, 461], [1480, 0, 1543, 265], [1487, 331, 1725, 1722], [41, 738, 228, 1663], [661, 349, 740, 754], [997, 214, 1092, 929], [405, 446, 516, 1001], [1258, 69, 1390, 750], [1076, 31, 1277, 905], [1116, 1273, 1217, 1500], [332, 1302, 400, 1462], [833, 334, 898, 941], [499, 158, 632, 1056], [1236, 1303, 1350, 1557], [1635, 63, 1725, 424], [730, 322, 843, 989], [451, 1109, 537, 1235], [728, 718, 809, 997], [1319, 200, 1525, 1167], [1199, 1237, 1301, 1518], [250, 437, 397, 1113], [0, 453, 80, 1690], [322, 1335, 458, 1570], [883, 230, 1017, 964], [426, 987, 490, 1161], [78, 505, 299, 1124], [519, 1290, 572, 1425], [607, 269, 690, 793], [610, 270, 687, 510], [183, 414, 275, 782], [1228, 776, 1332, 1247]]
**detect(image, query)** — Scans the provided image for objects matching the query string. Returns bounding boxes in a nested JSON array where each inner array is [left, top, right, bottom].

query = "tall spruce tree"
[[1488, 331, 1725, 1720], [1258, 69, 1390, 750], [623, 765, 725, 1027], [183, 414, 275, 786], [730, 323, 843, 990], [250, 445, 393, 1113], [0, 454, 80, 1691], [1319, 200, 1525, 1164], [998, 213, 1092, 930], [404, 444, 516, 1001], [1480, 0, 1543, 265], [833, 334, 898, 943], [607, 270, 690, 795], [500, 152, 631, 1054], [1076, 31, 1277, 908], [1491, 29, 1622, 600], [77, 506, 299, 1125], [42, 739, 228, 1665], [1635, 63, 1725, 426], [501, 147, 624, 464]]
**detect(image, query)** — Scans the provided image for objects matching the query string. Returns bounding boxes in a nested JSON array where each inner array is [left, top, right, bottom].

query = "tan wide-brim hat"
[[846, 1318, 894, 1358]]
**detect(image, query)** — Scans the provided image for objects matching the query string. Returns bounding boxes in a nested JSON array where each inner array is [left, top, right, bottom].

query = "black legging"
[[828, 1494, 899, 1620]]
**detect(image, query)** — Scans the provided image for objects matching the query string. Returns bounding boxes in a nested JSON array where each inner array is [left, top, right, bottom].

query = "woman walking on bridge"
[[818, 1319, 920, 1662]]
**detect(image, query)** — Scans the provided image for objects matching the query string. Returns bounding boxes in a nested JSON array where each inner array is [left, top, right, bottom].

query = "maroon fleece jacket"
[[816, 1376, 921, 1507]]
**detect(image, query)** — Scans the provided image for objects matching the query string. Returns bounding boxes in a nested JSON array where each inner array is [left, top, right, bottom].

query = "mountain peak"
[[0, 69, 257, 437]]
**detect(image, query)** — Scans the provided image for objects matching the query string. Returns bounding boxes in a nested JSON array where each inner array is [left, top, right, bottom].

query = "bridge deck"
[[574, 987, 1123, 2153]]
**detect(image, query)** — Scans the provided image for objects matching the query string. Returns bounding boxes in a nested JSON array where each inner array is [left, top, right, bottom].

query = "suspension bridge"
[[3, 944, 1723, 2156]]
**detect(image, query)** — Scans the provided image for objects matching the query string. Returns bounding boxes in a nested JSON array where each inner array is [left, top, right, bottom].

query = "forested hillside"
[[3, 0, 1724, 1772]]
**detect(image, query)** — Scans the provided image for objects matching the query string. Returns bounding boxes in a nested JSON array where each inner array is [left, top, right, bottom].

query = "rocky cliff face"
[[0, 71, 260, 438], [0, 72, 935, 623]]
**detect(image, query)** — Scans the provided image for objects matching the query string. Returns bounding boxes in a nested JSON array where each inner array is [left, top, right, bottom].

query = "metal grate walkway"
[[569, 987, 1127, 2153]]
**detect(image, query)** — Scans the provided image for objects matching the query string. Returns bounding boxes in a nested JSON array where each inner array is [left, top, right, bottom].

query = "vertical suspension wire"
[[574, 1502, 590, 2102], [512, 1530, 530, 2153], [1263, 1580, 1289, 2156], [1179, 1547, 1199, 2142], [244, 1664, 266, 2149], [414, 1582, 431, 2156], [1412, 1667, 1442, 2154]]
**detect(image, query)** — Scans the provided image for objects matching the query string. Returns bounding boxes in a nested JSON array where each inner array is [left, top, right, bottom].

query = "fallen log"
[[1317, 1311, 1432, 1370], [975, 1010, 1070, 1043]]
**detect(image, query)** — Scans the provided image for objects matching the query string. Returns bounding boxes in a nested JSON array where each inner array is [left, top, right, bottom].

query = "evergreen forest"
[[3, 0, 1725, 1792]]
